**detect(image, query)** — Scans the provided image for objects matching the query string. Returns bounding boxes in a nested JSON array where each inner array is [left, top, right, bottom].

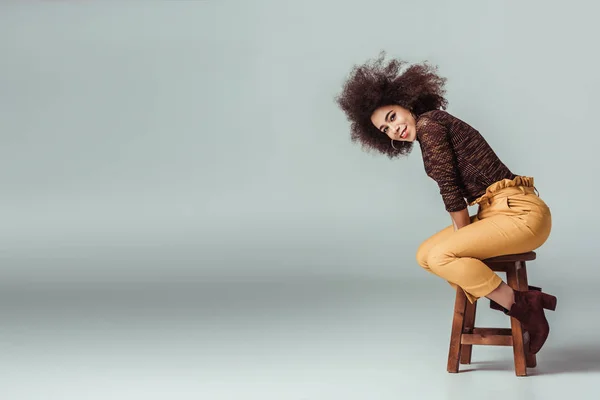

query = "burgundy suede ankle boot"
[[490, 285, 541, 313], [507, 289, 557, 354]]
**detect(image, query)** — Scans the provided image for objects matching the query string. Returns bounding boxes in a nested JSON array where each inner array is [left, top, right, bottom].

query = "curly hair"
[[335, 51, 448, 159]]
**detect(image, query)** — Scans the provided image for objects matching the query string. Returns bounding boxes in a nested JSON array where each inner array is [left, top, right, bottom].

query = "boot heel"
[[541, 293, 557, 311]]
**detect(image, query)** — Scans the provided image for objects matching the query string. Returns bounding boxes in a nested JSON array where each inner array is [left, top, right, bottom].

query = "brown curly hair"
[[335, 51, 448, 158]]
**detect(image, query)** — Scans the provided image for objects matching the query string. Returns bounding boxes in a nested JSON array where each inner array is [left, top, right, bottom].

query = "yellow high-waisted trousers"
[[416, 176, 552, 304]]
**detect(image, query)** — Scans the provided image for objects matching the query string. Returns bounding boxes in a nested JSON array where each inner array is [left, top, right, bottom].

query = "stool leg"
[[447, 287, 467, 373], [507, 263, 527, 376], [460, 299, 477, 364], [518, 261, 537, 368]]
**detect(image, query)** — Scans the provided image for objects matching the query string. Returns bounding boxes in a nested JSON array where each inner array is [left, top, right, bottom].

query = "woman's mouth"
[[400, 126, 408, 139]]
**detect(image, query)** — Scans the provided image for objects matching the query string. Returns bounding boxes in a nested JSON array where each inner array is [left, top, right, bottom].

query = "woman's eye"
[[383, 127, 388, 133], [391, 114, 396, 121]]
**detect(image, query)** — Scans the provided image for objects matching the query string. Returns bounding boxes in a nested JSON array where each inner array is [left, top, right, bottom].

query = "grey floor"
[[1, 276, 598, 400]]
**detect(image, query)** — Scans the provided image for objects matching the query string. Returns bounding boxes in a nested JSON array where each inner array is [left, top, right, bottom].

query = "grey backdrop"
[[1, 1, 598, 399]]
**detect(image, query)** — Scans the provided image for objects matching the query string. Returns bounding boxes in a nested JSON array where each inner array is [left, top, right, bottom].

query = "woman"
[[335, 53, 556, 354]]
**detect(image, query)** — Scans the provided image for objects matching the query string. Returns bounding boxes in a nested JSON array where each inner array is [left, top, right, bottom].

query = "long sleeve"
[[417, 115, 467, 212]]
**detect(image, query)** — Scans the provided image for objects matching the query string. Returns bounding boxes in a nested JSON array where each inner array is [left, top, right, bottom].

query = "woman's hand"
[[450, 208, 471, 231]]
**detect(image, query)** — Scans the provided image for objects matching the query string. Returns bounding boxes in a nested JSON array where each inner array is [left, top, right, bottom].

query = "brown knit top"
[[416, 110, 516, 212]]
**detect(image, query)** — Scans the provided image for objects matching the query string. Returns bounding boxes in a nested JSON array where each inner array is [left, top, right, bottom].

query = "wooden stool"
[[447, 251, 537, 376]]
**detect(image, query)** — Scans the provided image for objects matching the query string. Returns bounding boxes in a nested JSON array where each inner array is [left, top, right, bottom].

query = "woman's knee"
[[426, 246, 454, 274], [415, 241, 431, 269], [415, 225, 455, 269]]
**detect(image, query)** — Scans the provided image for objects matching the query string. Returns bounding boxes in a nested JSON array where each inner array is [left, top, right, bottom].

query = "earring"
[[391, 138, 398, 150]]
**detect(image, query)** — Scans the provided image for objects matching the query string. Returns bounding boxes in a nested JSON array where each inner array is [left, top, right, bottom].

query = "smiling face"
[[370, 105, 417, 143]]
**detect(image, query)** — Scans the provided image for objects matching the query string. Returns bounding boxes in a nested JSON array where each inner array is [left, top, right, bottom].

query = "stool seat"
[[484, 251, 536, 263], [447, 251, 539, 376]]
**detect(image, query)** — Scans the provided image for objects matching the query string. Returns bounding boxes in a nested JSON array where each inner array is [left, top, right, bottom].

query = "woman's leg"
[[416, 224, 454, 273], [425, 209, 551, 303], [417, 219, 515, 306], [486, 281, 515, 310], [416, 215, 478, 275]]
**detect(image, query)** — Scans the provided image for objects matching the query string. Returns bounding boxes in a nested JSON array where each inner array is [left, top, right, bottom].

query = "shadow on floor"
[[458, 344, 600, 375], [531, 344, 600, 375]]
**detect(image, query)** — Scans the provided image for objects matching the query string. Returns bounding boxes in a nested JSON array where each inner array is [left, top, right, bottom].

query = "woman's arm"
[[418, 115, 468, 215]]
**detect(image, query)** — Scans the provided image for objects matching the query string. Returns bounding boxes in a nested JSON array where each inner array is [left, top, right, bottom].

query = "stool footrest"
[[470, 328, 513, 336], [460, 328, 514, 346], [461, 334, 513, 346]]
